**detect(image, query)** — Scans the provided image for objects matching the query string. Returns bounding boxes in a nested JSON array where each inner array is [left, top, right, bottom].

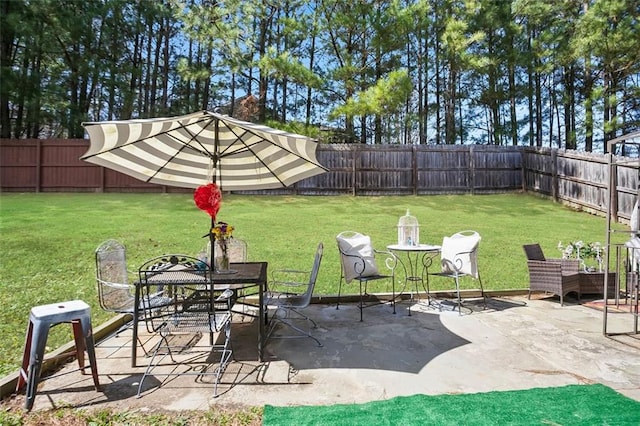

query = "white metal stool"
[[16, 300, 100, 410]]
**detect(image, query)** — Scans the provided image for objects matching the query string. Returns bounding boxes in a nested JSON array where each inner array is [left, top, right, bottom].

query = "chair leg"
[[424, 274, 432, 305], [77, 315, 100, 390], [71, 320, 86, 371], [392, 275, 397, 315], [265, 307, 322, 347], [23, 321, 49, 411], [455, 276, 462, 315], [478, 275, 488, 309], [359, 280, 364, 322], [17, 321, 34, 392], [213, 322, 233, 398], [336, 276, 344, 310]]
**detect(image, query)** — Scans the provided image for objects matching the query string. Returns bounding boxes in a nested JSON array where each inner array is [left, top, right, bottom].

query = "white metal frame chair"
[[135, 254, 234, 398], [264, 242, 324, 346], [336, 231, 398, 321], [430, 230, 486, 314], [94, 239, 171, 352]]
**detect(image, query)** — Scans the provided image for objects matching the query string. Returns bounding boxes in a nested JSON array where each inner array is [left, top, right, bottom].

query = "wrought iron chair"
[[264, 242, 324, 346], [336, 231, 398, 321], [136, 254, 234, 398], [94, 239, 171, 352], [430, 230, 486, 314], [523, 243, 581, 305]]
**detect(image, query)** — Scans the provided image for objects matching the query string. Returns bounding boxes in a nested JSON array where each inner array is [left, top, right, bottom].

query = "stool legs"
[[17, 309, 100, 411], [76, 314, 100, 389], [20, 318, 52, 410]]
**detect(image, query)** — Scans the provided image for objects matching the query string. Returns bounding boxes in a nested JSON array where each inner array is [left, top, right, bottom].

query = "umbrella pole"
[[210, 217, 217, 273]]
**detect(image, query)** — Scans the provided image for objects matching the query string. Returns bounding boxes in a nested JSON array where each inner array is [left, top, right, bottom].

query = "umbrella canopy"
[[81, 110, 328, 190]]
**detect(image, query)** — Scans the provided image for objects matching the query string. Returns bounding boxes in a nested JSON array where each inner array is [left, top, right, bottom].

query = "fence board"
[[2, 139, 640, 222]]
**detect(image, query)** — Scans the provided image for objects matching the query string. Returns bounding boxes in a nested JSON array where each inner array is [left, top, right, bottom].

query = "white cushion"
[[440, 232, 481, 278], [336, 232, 380, 283]]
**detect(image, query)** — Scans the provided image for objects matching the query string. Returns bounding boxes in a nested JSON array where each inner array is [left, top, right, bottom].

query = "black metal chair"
[[136, 254, 234, 398], [336, 231, 398, 321]]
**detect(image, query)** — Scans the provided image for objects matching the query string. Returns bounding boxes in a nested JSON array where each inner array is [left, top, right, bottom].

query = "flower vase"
[[215, 239, 230, 272]]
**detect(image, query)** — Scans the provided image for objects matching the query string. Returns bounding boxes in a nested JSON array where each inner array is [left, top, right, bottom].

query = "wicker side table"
[[578, 272, 618, 298]]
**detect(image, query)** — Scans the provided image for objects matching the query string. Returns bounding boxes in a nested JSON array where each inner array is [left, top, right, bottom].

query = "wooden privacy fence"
[[1, 139, 638, 221]]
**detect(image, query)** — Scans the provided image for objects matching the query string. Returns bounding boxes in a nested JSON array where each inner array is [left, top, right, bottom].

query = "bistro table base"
[[386, 244, 441, 316]]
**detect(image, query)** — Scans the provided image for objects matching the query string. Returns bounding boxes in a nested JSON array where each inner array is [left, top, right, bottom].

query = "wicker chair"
[[523, 243, 581, 306]]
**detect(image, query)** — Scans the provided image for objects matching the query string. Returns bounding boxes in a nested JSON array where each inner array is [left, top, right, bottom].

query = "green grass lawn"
[[0, 192, 626, 377]]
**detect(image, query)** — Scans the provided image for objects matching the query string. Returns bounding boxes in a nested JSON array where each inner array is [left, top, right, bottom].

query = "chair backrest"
[[137, 253, 229, 333], [285, 243, 324, 309], [336, 231, 380, 283], [523, 243, 546, 261], [227, 238, 247, 262], [207, 238, 248, 263], [440, 230, 481, 278], [301, 242, 324, 305], [95, 239, 134, 312]]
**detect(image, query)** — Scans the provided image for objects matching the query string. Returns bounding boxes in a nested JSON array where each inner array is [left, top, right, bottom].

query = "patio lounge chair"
[[523, 243, 581, 306], [264, 242, 324, 346]]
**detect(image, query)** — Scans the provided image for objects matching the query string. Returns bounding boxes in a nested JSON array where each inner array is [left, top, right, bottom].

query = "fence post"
[[412, 145, 417, 195], [469, 145, 475, 195], [521, 148, 527, 192], [99, 166, 105, 193], [551, 149, 558, 202], [352, 145, 357, 196], [35, 140, 42, 193]]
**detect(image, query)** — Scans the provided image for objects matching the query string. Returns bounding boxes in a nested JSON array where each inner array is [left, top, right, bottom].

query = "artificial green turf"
[[263, 384, 640, 425]]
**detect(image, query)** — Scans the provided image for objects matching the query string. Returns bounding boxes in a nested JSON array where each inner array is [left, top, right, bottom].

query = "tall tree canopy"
[[1, 0, 638, 150]]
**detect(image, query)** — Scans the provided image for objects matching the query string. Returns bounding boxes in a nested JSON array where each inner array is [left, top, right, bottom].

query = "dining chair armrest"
[[373, 249, 398, 272], [527, 260, 563, 282], [546, 258, 581, 274]]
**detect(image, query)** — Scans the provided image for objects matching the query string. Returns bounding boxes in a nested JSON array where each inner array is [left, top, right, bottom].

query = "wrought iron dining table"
[[131, 261, 268, 367]]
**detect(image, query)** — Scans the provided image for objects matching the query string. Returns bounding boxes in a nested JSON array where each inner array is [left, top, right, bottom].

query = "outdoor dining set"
[[87, 215, 484, 399]]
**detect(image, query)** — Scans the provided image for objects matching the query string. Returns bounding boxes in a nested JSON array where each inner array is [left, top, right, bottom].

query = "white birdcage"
[[397, 209, 419, 246]]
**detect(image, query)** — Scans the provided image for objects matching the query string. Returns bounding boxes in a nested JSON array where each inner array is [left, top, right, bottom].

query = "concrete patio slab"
[[3, 295, 640, 412]]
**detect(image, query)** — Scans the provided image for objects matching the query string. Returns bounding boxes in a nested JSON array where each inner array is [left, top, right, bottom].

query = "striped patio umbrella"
[[81, 110, 328, 191]]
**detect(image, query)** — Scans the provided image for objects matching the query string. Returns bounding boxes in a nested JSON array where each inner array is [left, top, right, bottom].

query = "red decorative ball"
[[194, 183, 222, 219]]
